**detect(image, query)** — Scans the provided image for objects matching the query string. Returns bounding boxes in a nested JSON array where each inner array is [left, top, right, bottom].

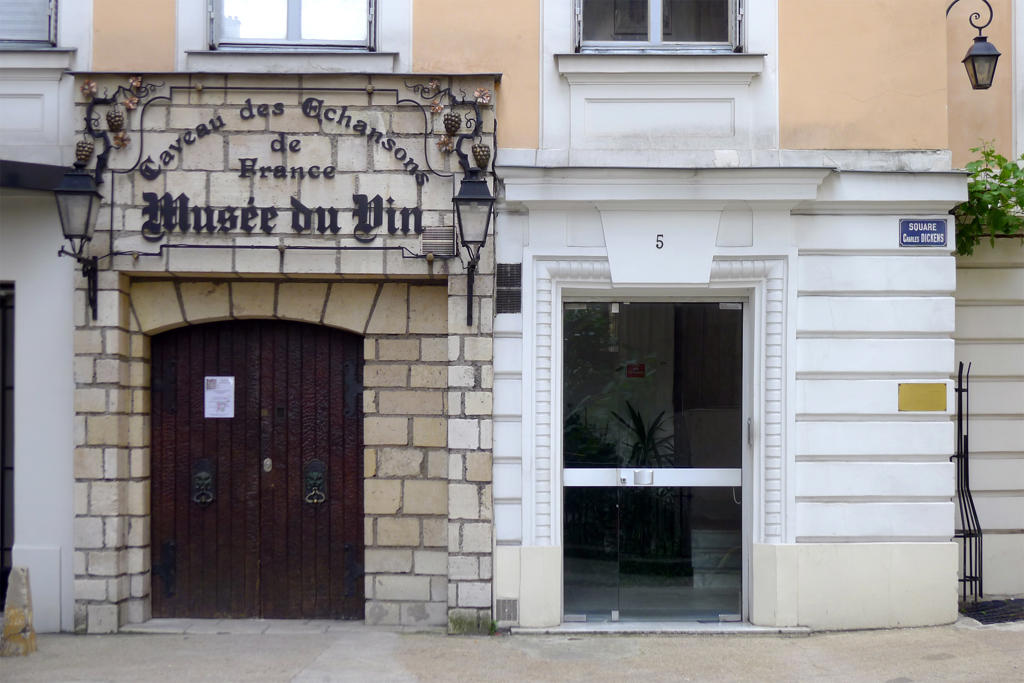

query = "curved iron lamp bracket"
[[947, 0, 994, 35]]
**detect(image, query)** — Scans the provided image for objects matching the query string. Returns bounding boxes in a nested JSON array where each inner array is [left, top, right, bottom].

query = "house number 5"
[[656, 234, 664, 249]]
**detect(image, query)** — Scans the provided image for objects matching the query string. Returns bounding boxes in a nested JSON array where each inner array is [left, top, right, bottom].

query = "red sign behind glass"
[[625, 363, 645, 378]]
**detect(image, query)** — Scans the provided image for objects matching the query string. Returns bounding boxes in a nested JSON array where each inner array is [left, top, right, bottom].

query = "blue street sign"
[[899, 219, 947, 247]]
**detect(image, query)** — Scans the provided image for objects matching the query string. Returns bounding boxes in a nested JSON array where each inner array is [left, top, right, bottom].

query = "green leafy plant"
[[954, 144, 1024, 255], [610, 401, 673, 467]]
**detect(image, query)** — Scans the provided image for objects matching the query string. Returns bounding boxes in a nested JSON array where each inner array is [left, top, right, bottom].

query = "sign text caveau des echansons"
[[137, 94, 439, 244]]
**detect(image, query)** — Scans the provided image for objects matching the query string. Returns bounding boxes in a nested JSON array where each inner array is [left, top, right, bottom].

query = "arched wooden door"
[[150, 320, 363, 619]]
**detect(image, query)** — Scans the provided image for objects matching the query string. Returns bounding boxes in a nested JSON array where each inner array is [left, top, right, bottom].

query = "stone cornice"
[[502, 167, 833, 205]]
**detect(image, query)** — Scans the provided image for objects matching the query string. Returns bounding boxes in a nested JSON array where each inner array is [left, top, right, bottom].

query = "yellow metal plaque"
[[898, 383, 946, 412]]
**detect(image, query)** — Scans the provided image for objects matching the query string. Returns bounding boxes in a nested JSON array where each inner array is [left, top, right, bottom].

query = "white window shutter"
[[0, 0, 55, 43]]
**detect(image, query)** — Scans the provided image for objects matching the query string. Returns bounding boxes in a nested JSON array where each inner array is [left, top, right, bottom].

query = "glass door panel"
[[617, 487, 692, 621], [563, 487, 618, 620], [563, 302, 742, 471], [618, 486, 741, 621], [563, 301, 743, 622]]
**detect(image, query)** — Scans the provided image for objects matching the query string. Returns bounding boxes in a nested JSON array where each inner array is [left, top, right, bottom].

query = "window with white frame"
[[0, 0, 57, 45], [211, 0, 375, 50], [576, 0, 740, 51]]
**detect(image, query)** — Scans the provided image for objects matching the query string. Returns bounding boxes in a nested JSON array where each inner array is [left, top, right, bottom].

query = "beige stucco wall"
[[413, 0, 539, 150], [947, 0, 1012, 167], [779, 0, 948, 150], [93, 0, 175, 72]]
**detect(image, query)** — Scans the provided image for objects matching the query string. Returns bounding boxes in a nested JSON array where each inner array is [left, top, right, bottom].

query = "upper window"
[[0, 0, 57, 45], [576, 0, 739, 52], [211, 0, 375, 50]]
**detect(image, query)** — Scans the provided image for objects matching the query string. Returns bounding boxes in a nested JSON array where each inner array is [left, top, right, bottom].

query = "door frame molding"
[[522, 256, 787, 550]]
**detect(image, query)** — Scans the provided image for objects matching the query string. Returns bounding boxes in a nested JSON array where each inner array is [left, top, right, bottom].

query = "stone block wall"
[[361, 286, 451, 626], [445, 252, 494, 633], [72, 276, 487, 631], [72, 271, 149, 633]]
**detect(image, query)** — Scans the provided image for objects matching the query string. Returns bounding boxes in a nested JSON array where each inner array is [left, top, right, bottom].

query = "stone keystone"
[[1, 567, 37, 656]]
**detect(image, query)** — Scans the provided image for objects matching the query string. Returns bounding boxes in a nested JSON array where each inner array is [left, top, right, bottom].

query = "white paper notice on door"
[[204, 376, 235, 418]]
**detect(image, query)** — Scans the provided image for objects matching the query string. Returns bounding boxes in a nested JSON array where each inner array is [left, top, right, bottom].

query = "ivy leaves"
[[954, 144, 1024, 255]]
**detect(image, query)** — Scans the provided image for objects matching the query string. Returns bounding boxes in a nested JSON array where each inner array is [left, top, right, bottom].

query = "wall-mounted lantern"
[[453, 171, 494, 327], [449, 101, 495, 327], [948, 0, 1001, 90], [54, 162, 102, 320]]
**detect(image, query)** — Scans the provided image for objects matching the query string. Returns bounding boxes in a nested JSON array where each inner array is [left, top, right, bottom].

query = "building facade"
[[0, 0, 1020, 634], [491, 0, 970, 630]]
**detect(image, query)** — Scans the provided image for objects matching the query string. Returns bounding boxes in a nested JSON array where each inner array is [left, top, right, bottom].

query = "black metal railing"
[[0, 285, 13, 608], [953, 361, 982, 602]]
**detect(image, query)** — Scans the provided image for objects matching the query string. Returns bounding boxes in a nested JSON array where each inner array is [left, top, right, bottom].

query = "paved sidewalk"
[[3, 618, 1023, 682]]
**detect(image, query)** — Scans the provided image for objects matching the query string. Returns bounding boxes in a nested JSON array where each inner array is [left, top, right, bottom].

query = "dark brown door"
[[151, 320, 363, 619]]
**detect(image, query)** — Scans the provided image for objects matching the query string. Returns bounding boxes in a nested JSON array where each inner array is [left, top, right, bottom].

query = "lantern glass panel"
[[456, 199, 492, 247], [55, 191, 98, 242], [965, 54, 998, 89]]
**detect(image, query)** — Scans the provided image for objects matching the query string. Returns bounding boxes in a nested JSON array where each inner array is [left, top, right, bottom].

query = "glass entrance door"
[[562, 301, 744, 622]]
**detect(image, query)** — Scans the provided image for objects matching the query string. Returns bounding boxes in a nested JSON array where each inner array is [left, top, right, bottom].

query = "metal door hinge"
[[747, 418, 753, 446]]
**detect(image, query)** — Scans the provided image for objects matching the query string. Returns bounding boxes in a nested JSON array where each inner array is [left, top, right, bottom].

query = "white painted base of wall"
[[751, 542, 958, 630], [975, 535, 1024, 596], [495, 546, 561, 628], [500, 542, 959, 630]]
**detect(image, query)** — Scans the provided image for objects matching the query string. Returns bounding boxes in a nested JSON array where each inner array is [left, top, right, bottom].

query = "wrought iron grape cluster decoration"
[[407, 78, 493, 176], [76, 76, 166, 181]]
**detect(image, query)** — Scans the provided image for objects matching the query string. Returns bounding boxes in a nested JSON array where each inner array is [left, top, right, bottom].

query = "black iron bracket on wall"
[[952, 361, 982, 602]]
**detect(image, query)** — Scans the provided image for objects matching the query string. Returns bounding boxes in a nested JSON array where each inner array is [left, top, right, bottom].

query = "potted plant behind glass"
[[611, 401, 673, 467]]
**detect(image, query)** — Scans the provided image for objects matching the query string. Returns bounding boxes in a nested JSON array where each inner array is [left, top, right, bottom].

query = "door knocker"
[[191, 459, 215, 505], [303, 459, 326, 504]]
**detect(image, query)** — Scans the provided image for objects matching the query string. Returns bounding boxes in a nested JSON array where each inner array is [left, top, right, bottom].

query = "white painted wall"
[[752, 542, 958, 629], [0, 189, 77, 632], [0, 0, 90, 632], [955, 240, 1024, 596], [494, 167, 964, 627], [793, 209, 957, 544], [0, 0, 90, 164], [535, 0, 779, 167]]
